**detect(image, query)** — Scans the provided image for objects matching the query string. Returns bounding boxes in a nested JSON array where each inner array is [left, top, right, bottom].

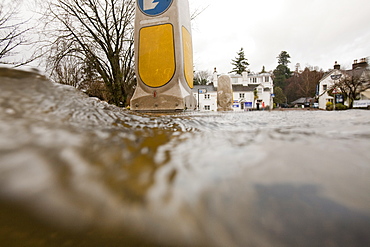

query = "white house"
[[192, 84, 218, 111], [230, 72, 273, 111], [318, 59, 369, 110], [360, 89, 370, 100], [192, 70, 274, 111], [317, 62, 342, 110]]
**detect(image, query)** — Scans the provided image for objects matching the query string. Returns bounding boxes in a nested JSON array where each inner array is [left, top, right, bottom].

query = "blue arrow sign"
[[138, 0, 173, 16]]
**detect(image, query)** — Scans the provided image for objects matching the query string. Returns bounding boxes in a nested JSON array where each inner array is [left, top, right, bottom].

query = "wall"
[[318, 70, 342, 110]]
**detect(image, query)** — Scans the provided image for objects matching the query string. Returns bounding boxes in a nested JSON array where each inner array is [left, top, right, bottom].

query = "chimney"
[[352, 58, 368, 70], [213, 67, 218, 88], [334, 61, 340, 70]]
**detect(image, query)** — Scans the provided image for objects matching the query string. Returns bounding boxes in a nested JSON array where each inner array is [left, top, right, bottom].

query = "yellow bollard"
[[130, 0, 197, 112], [131, 0, 196, 111]]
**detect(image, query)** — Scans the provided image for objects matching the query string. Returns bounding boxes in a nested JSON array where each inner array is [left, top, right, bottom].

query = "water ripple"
[[1, 68, 370, 246]]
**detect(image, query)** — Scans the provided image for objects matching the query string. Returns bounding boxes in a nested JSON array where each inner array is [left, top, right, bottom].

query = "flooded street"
[[1, 68, 370, 246]]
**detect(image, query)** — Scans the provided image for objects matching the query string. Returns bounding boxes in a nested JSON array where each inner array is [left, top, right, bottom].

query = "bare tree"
[[297, 67, 324, 99], [191, 4, 209, 20], [51, 54, 83, 88], [194, 70, 211, 85], [43, 0, 135, 106], [285, 67, 324, 103], [0, 1, 31, 65]]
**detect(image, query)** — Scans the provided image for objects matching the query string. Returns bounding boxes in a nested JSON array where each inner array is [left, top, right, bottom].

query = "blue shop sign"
[[138, 0, 173, 16], [245, 102, 253, 108]]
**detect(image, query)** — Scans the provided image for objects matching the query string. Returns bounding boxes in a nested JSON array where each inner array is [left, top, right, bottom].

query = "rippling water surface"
[[1, 68, 370, 246]]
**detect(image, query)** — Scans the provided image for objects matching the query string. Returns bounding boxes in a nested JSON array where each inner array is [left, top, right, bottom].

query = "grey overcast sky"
[[189, 0, 370, 74]]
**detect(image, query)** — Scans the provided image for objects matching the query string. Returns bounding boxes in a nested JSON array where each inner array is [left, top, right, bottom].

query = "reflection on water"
[[0, 68, 370, 246]]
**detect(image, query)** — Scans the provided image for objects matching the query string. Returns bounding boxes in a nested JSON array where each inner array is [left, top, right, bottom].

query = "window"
[[239, 93, 245, 99], [265, 76, 269, 82], [323, 85, 327, 91], [204, 94, 210, 99], [204, 105, 210, 110], [252, 77, 257, 83], [258, 88, 263, 94]]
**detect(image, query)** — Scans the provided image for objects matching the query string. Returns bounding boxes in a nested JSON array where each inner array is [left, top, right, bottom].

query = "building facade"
[[192, 85, 218, 111], [317, 62, 342, 110], [318, 59, 370, 110], [192, 71, 274, 111]]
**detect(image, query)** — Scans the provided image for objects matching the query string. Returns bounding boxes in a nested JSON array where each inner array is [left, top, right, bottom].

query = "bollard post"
[[130, 0, 197, 112]]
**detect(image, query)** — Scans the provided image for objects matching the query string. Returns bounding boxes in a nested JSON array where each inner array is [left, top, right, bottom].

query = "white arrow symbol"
[[144, 0, 159, 11]]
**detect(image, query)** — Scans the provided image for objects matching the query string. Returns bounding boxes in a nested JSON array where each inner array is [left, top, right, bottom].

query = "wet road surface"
[[1, 67, 370, 246]]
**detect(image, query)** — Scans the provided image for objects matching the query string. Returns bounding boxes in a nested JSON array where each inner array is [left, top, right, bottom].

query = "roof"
[[192, 84, 217, 93], [192, 84, 272, 93], [346, 67, 370, 79], [232, 85, 256, 92], [320, 67, 370, 83], [319, 69, 338, 83], [291, 97, 313, 104]]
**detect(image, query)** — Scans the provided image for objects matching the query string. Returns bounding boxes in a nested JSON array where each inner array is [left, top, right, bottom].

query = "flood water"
[[1, 68, 370, 246]]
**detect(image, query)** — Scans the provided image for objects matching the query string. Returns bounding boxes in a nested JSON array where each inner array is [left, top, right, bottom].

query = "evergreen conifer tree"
[[273, 51, 292, 90], [277, 51, 291, 66], [261, 66, 266, 73], [230, 48, 249, 75]]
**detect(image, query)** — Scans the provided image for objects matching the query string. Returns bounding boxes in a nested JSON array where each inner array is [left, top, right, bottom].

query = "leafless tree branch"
[[42, 0, 135, 106], [0, 1, 33, 65], [191, 5, 209, 20]]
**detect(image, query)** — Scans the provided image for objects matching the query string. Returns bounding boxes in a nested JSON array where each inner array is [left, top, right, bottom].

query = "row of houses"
[[193, 58, 370, 112], [192, 69, 274, 111]]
